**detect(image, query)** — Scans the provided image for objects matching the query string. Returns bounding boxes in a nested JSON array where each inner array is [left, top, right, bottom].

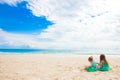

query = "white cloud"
[[0, 29, 33, 48], [0, 0, 23, 6], [0, 29, 71, 49], [0, 0, 120, 52], [27, 0, 120, 49]]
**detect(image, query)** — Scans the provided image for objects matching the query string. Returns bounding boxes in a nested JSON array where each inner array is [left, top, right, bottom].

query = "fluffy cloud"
[[0, 0, 120, 52], [0, 29, 72, 49], [27, 0, 120, 49], [27, 0, 108, 20], [0, 0, 23, 6], [0, 29, 34, 48]]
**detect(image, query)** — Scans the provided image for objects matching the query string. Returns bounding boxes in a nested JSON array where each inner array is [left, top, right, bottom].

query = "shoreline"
[[0, 53, 120, 57]]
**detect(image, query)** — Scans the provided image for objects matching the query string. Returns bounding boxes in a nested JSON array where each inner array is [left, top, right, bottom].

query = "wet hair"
[[88, 56, 93, 62], [100, 54, 108, 65]]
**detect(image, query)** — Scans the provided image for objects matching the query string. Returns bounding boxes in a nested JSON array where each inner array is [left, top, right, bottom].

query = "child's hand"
[[97, 63, 100, 65]]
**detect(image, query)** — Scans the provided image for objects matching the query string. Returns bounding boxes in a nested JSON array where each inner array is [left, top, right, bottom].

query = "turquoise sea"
[[0, 49, 72, 54], [0, 49, 119, 55]]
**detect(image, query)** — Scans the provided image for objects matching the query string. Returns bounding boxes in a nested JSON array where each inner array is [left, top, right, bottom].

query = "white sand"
[[0, 54, 120, 80]]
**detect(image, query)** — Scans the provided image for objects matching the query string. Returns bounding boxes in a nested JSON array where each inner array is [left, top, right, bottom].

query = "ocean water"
[[0, 49, 69, 54], [0, 49, 45, 54], [0, 49, 119, 55]]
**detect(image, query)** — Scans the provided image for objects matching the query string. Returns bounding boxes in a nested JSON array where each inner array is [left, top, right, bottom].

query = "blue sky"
[[0, 0, 120, 53], [0, 1, 53, 33]]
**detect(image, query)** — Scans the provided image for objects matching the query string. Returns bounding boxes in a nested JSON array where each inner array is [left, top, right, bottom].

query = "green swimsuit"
[[98, 63, 110, 71], [86, 61, 97, 72]]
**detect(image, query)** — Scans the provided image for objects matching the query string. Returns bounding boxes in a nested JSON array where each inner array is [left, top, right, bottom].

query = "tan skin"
[[85, 57, 93, 69], [97, 60, 104, 68], [88, 59, 93, 66]]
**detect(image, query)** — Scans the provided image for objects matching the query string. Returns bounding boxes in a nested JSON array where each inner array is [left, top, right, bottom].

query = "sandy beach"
[[0, 54, 120, 80]]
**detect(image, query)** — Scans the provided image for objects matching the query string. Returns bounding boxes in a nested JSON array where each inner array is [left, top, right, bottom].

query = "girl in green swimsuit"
[[86, 56, 97, 72], [97, 54, 110, 71]]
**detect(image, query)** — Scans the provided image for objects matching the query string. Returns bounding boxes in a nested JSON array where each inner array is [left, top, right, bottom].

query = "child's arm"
[[97, 61, 103, 68]]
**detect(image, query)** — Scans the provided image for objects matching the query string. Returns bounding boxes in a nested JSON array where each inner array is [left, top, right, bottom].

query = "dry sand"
[[0, 54, 120, 80]]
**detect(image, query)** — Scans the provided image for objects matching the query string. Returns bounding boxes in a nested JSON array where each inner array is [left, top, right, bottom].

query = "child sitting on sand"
[[86, 56, 97, 72], [97, 54, 110, 71]]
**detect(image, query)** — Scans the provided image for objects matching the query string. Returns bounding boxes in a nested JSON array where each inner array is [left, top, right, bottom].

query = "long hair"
[[100, 54, 108, 65]]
